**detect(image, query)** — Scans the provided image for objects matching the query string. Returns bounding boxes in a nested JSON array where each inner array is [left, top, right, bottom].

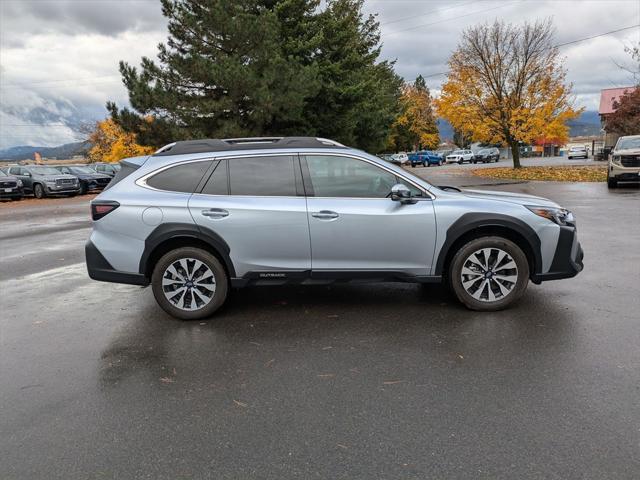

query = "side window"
[[395, 176, 424, 197], [304, 155, 397, 198], [201, 160, 228, 195], [9, 167, 21, 175], [228, 156, 296, 196], [146, 161, 212, 193]]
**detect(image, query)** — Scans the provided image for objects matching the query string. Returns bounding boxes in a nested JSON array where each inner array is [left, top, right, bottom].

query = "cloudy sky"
[[0, 0, 638, 148]]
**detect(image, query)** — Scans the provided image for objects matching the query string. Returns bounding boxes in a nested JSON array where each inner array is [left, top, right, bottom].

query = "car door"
[[189, 154, 311, 278], [302, 154, 437, 276]]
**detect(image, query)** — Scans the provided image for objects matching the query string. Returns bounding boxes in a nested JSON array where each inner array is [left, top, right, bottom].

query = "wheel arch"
[[435, 213, 542, 279], [139, 223, 235, 281]]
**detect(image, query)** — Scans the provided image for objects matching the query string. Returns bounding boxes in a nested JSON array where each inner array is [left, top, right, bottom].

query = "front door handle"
[[201, 208, 229, 219], [311, 210, 339, 220]]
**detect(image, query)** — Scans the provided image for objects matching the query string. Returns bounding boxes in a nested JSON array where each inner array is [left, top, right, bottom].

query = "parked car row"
[[446, 147, 501, 164], [380, 148, 502, 168], [0, 162, 120, 200]]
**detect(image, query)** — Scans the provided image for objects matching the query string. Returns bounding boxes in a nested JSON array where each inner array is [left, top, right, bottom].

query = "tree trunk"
[[509, 140, 521, 169]]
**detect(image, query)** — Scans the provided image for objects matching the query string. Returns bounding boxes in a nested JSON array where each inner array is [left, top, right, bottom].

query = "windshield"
[[70, 166, 94, 174], [570, 147, 584, 151], [452, 150, 464, 155], [29, 166, 63, 175], [616, 137, 640, 150], [0, 170, 7, 176]]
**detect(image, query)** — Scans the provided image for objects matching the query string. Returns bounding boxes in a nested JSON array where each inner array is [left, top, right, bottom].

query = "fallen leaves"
[[233, 399, 248, 408], [471, 165, 607, 182]]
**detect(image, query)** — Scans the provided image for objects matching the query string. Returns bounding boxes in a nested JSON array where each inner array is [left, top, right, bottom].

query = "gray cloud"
[[1, 0, 638, 148]]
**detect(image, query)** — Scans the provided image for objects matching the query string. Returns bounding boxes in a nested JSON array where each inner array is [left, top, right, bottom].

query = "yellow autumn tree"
[[388, 75, 439, 152], [88, 118, 154, 163], [436, 19, 582, 168]]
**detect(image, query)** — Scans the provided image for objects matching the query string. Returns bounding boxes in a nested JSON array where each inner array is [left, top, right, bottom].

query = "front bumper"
[[0, 187, 23, 198], [531, 225, 584, 283], [610, 162, 640, 182], [45, 184, 81, 195]]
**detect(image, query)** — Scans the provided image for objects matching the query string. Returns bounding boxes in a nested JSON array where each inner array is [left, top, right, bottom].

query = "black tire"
[[80, 183, 87, 195], [448, 236, 529, 311], [607, 173, 618, 189], [151, 247, 229, 320], [33, 183, 46, 199]]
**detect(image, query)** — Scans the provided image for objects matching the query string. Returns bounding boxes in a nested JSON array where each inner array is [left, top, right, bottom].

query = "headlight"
[[17, 179, 23, 187], [526, 205, 575, 226], [612, 155, 622, 165], [45, 180, 57, 185]]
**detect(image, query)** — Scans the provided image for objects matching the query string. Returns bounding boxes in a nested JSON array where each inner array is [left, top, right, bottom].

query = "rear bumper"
[[531, 226, 584, 283], [85, 240, 148, 286]]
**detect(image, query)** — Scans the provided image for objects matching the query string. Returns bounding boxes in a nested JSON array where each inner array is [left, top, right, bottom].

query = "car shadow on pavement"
[[98, 282, 580, 390]]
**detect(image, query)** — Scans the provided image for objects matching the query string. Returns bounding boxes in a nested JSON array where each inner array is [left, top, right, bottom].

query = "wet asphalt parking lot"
[[1, 164, 639, 479]]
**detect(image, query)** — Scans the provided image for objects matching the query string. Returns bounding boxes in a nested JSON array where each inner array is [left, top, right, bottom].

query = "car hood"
[[37, 174, 77, 181], [461, 188, 560, 208], [75, 173, 111, 180], [613, 148, 640, 155]]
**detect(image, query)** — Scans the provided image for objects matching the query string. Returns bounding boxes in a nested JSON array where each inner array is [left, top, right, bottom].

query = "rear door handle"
[[201, 208, 229, 219], [311, 210, 339, 220]]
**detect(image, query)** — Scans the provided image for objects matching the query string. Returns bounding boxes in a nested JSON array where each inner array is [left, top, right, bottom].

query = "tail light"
[[91, 200, 120, 220]]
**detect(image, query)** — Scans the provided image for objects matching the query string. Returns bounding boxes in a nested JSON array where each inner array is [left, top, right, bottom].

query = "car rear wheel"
[[152, 247, 229, 320], [449, 236, 529, 311], [33, 183, 46, 199]]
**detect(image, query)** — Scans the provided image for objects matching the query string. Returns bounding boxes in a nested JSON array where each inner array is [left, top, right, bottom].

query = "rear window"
[[146, 161, 212, 193], [228, 156, 296, 196]]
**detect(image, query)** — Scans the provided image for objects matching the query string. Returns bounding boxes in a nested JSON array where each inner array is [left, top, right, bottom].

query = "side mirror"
[[390, 183, 417, 204]]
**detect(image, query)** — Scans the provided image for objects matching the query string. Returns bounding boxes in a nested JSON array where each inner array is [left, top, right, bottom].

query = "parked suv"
[[608, 135, 640, 188], [445, 149, 475, 164], [473, 148, 500, 163], [2, 165, 80, 198], [0, 169, 24, 200], [54, 165, 112, 194], [89, 162, 121, 177], [86, 137, 583, 320]]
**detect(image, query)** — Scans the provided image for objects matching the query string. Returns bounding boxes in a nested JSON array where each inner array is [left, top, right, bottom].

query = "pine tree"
[[108, 0, 401, 151]]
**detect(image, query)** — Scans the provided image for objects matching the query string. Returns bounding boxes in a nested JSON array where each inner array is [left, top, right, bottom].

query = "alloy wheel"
[[162, 257, 216, 311], [460, 247, 518, 302]]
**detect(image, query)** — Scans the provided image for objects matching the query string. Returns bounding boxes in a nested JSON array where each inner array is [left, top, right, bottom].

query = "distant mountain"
[[0, 141, 90, 161], [568, 110, 601, 137], [436, 111, 601, 143], [437, 119, 454, 141]]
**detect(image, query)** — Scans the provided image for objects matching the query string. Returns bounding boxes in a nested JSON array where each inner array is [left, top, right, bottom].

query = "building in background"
[[599, 86, 637, 147]]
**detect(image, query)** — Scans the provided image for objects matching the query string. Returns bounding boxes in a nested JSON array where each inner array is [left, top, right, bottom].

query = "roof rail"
[[152, 137, 347, 157]]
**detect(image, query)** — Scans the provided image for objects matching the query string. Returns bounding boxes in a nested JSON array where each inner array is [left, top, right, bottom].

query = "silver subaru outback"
[[86, 137, 583, 320]]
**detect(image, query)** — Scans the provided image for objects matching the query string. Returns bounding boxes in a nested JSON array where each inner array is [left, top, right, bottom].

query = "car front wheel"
[[152, 247, 229, 320], [33, 183, 46, 199], [449, 236, 529, 311]]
